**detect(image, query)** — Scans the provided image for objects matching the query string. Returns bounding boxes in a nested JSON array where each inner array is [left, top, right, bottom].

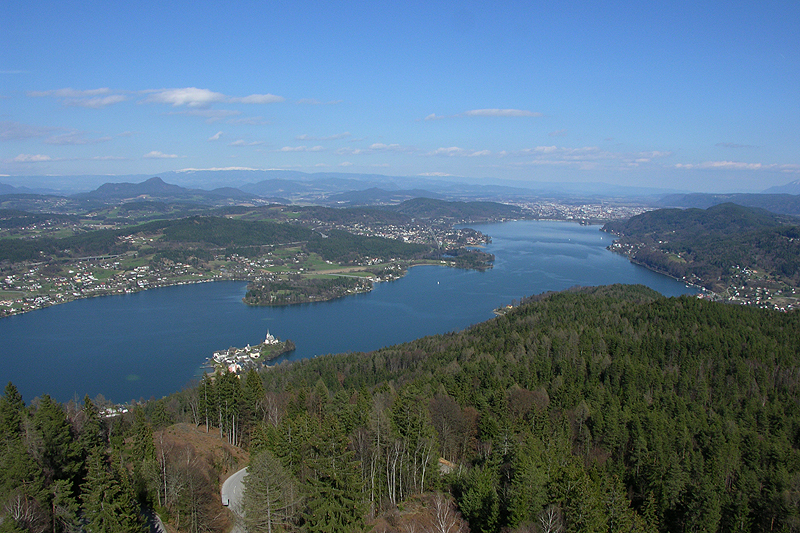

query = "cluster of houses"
[[208, 331, 283, 374]]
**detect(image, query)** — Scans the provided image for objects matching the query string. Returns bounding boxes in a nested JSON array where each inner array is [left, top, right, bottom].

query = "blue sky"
[[1, 1, 798, 192]]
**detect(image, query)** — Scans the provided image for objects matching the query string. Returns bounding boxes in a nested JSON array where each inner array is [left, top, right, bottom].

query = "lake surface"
[[0, 221, 698, 403]]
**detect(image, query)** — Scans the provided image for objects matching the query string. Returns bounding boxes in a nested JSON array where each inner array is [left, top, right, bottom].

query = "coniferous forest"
[[3, 284, 800, 532]]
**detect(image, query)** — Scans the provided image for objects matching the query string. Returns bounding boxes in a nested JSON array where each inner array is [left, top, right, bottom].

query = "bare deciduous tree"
[[426, 492, 467, 533], [539, 504, 564, 533]]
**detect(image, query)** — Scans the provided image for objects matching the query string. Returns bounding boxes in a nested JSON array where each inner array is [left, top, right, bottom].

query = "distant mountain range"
[[74, 176, 262, 204], [3, 169, 689, 200], [763, 179, 800, 195], [3, 173, 800, 216]]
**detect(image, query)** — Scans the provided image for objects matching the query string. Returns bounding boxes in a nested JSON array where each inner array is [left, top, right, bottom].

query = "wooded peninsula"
[[0, 201, 496, 316]]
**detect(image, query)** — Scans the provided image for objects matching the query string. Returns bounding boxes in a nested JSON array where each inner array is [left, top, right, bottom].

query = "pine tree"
[[81, 448, 144, 533], [300, 416, 364, 533], [0, 382, 24, 442], [30, 394, 81, 485], [78, 396, 105, 453], [129, 406, 156, 503]]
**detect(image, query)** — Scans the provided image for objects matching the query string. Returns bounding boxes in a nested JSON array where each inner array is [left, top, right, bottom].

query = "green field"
[[0, 291, 25, 299]]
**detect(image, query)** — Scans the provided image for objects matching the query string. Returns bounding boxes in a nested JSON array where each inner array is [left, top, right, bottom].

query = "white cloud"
[[145, 87, 226, 108], [0, 121, 55, 141], [675, 161, 764, 170], [229, 140, 263, 146], [418, 172, 452, 176], [29, 88, 112, 98], [143, 151, 181, 159], [340, 161, 353, 167], [639, 150, 673, 158], [424, 113, 445, 121], [462, 109, 542, 117], [549, 129, 568, 137], [44, 132, 112, 145], [29, 88, 127, 108], [12, 153, 52, 162], [177, 166, 261, 172], [716, 142, 758, 149], [427, 147, 491, 157], [297, 132, 351, 141], [673, 160, 799, 173], [209, 131, 223, 141], [523, 146, 558, 154], [65, 94, 127, 108], [515, 146, 607, 160], [30, 86, 285, 111], [335, 143, 412, 156], [278, 145, 324, 152], [429, 147, 467, 156], [370, 143, 413, 152], [92, 156, 126, 160], [336, 147, 364, 155], [229, 93, 285, 104]]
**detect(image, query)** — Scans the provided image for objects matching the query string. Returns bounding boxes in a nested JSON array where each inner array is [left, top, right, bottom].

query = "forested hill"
[[247, 285, 800, 532], [603, 202, 789, 238], [0, 215, 429, 264], [657, 192, 800, 216], [602, 203, 800, 296], [3, 285, 800, 532]]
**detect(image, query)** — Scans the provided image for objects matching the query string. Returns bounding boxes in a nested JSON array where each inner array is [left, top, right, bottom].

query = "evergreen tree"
[[300, 416, 364, 533], [0, 383, 24, 443], [30, 395, 81, 486], [80, 448, 144, 533]]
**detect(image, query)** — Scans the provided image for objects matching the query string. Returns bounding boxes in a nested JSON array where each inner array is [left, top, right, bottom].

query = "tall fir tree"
[[80, 448, 143, 533]]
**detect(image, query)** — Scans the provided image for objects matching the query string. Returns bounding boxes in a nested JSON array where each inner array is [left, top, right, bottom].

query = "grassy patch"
[[92, 268, 119, 280], [119, 256, 151, 269], [0, 291, 25, 299]]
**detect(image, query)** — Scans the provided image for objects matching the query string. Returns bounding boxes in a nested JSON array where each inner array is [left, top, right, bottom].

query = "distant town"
[[0, 201, 647, 317], [206, 331, 295, 375]]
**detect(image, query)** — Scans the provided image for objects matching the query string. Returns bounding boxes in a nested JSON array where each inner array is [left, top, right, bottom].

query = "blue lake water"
[[0, 221, 698, 403]]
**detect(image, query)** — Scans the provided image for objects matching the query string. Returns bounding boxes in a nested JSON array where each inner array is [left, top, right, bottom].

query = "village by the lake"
[[205, 330, 295, 375]]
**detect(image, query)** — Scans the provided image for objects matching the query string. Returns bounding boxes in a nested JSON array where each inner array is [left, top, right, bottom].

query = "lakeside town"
[[0, 201, 644, 317], [608, 240, 799, 312], [206, 330, 295, 375], [6, 199, 792, 315]]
